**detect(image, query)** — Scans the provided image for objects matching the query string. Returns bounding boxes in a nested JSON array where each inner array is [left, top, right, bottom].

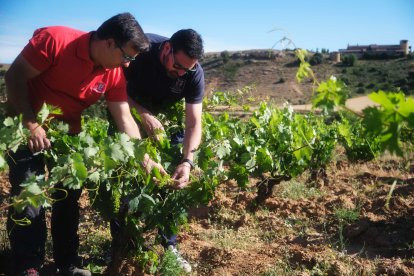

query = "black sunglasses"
[[115, 41, 136, 62], [170, 47, 197, 73]]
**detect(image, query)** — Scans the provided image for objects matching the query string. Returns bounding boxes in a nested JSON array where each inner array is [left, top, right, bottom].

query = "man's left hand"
[[171, 163, 191, 189]]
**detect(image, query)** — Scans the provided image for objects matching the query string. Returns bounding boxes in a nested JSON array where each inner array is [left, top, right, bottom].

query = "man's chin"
[[166, 71, 179, 79]]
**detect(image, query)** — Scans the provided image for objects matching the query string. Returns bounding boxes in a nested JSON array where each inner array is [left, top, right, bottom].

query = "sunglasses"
[[170, 47, 197, 73], [115, 41, 136, 62]]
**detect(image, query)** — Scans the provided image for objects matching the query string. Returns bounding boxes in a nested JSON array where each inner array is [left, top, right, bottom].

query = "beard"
[[166, 70, 179, 79]]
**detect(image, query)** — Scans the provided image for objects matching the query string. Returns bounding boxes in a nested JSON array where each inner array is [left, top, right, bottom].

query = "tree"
[[342, 54, 357, 66]]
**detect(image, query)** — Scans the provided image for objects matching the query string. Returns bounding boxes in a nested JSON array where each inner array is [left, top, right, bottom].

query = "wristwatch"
[[181, 158, 195, 170]]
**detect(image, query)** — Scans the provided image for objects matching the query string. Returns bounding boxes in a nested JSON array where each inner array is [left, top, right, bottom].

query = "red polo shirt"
[[22, 26, 127, 133]]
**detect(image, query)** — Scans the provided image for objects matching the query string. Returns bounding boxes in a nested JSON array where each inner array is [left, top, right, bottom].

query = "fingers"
[[27, 125, 50, 153], [141, 157, 167, 176], [28, 136, 51, 153], [158, 165, 167, 175], [171, 165, 190, 189]]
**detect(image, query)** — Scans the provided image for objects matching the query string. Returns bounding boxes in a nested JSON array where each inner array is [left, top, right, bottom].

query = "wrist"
[[181, 158, 194, 170]]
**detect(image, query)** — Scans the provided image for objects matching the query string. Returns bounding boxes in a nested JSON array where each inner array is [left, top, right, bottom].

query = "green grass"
[[277, 181, 325, 200]]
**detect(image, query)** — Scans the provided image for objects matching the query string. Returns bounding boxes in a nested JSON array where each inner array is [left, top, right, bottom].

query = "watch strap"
[[181, 158, 194, 170]]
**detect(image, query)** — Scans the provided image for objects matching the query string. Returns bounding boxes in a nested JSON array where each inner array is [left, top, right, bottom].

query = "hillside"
[[201, 50, 414, 106], [1, 51, 413, 107]]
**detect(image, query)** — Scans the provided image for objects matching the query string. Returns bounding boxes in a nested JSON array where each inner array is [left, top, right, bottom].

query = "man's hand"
[[141, 113, 165, 141], [27, 122, 51, 153], [171, 163, 191, 189], [141, 153, 167, 175]]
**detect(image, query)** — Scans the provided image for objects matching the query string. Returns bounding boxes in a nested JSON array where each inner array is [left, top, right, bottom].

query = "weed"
[[277, 181, 324, 200], [158, 248, 185, 276], [333, 207, 360, 251]]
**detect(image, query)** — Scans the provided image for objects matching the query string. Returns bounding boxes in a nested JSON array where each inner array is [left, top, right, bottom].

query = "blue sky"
[[1, 0, 413, 63]]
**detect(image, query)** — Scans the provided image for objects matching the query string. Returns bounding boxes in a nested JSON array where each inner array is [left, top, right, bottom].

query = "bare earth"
[[1, 151, 413, 275]]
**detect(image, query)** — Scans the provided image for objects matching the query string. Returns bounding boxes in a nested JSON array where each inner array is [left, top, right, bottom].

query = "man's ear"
[[106, 38, 115, 49], [164, 41, 171, 52]]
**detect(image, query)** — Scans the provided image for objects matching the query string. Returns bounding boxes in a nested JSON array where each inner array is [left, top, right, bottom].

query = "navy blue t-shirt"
[[124, 33, 205, 115]]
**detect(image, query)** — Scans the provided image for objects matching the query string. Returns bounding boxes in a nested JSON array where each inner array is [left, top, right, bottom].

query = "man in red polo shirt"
[[5, 13, 165, 276]]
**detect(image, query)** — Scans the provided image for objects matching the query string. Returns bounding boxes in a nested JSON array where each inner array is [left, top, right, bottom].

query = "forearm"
[[5, 65, 37, 128], [107, 101, 142, 139], [116, 118, 142, 139], [182, 123, 202, 161], [128, 96, 163, 137], [128, 97, 154, 119]]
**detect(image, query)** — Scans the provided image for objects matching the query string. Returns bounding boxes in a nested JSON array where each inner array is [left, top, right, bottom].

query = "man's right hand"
[[141, 153, 167, 175], [27, 122, 51, 153], [141, 113, 165, 141]]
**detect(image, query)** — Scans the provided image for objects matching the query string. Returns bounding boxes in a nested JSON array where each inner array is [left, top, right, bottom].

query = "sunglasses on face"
[[115, 41, 136, 62], [170, 47, 197, 73]]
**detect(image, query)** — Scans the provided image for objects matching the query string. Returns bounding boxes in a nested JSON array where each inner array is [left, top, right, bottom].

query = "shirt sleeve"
[[21, 27, 57, 72], [185, 65, 205, 104], [105, 68, 128, 102]]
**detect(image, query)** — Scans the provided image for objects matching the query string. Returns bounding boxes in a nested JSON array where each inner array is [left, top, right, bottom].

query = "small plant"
[[333, 207, 360, 251], [158, 247, 185, 276], [278, 181, 324, 200], [221, 50, 230, 64]]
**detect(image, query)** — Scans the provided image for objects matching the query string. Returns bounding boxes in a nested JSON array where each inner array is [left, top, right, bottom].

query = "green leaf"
[[37, 103, 50, 123], [84, 146, 99, 159], [0, 155, 5, 169], [3, 117, 14, 127], [128, 197, 140, 213], [256, 148, 273, 172], [216, 140, 231, 159], [142, 194, 156, 205], [88, 171, 100, 183], [26, 183, 42, 195], [228, 164, 249, 188], [368, 91, 394, 110], [118, 133, 135, 157], [107, 143, 126, 162]]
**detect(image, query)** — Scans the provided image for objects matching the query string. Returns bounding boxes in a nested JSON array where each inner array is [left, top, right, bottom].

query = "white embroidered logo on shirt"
[[92, 82, 106, 93]]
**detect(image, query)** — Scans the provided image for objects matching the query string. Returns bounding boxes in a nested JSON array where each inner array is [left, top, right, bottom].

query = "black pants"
[[7, 148, 82, 273]]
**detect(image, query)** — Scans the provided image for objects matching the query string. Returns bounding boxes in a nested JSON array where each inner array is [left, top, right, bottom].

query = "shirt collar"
[[77, 31, 109, 72], [77, 31, 93, 62]]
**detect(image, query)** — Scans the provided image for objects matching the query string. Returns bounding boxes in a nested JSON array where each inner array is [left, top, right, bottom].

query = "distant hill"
[[1, 52, 414, 108], [201, 49, 414, 105]]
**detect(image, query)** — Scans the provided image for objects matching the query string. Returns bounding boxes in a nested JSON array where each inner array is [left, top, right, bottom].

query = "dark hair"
[[170, 29, 204, 60], [96, 12, 150, 52]]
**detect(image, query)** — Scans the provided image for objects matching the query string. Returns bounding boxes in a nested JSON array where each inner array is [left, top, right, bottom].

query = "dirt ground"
[[0, 151, 413, 275], [178, 154, 414, 275]]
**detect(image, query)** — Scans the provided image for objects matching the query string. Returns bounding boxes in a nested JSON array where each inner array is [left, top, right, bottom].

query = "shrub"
[[310, 52, 323, 65], [342, 54, 357, 66], [221, 50, 230, 64], [356, 87, 365, 94]]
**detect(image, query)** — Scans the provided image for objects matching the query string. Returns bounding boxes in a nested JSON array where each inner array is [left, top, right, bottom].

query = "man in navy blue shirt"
[[123, 29, 204, 272]]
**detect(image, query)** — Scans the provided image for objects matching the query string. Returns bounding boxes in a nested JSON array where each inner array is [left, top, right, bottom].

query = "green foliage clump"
[[220, 50, 230, 64], [158, 248, 185, 276], [309, 52, 323, 65], [342, 54, 357, 66]]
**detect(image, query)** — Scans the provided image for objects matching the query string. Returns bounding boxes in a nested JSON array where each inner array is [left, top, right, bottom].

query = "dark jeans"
[[6, 148, 82, 273], [110, 130, 185, 248]]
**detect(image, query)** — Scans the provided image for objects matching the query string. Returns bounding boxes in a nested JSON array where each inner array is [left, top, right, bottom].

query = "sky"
[[0, 0, 413, 63]]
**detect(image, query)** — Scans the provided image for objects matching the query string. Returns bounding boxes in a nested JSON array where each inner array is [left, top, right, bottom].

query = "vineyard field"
[[0, 49, 413, 275], [1, 152, 413, 275]]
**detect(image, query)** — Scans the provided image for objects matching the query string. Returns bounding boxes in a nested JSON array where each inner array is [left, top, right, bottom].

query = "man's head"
[[161, 29, 204, 78], [95, 12, 150, 68]]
